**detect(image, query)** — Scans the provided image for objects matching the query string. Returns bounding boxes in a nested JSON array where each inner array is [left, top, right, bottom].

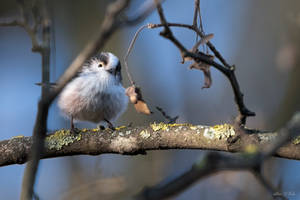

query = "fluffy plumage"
[[58, 52, 128, 127]]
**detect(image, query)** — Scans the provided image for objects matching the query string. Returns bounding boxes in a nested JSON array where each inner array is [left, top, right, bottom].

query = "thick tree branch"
[[135, 112, 300, 200], [1, 122, 300, 167]]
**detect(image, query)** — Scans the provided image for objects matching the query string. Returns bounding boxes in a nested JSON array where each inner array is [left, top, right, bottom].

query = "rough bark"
[[1, 123, 300, 167]]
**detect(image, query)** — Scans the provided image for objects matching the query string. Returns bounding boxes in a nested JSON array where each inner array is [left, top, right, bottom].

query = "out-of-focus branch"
[[1, 0, 157, 199], [1, 120, 300, 167], [252, 170, 287, 200], [135, 152, 287, 200], [1, 0, 52, 199], [122, 0, 164, 26], [1, 0, 159, 197], [263, 112, 300, 157], [135, 112, 300, 200], [0, 8, 42, 52], [21, 0, 131, 198], [19, 0, 51, 198], [48, 0, 130, 100]]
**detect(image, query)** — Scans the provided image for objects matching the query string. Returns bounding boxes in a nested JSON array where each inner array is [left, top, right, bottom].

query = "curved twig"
[[124, 24, 149, 85]]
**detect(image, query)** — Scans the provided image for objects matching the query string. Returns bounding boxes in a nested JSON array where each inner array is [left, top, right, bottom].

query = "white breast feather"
[[58, 68, 128, 124]]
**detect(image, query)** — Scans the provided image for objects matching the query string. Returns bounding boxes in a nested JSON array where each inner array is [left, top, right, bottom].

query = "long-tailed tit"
[[58, 52, 128, 129]]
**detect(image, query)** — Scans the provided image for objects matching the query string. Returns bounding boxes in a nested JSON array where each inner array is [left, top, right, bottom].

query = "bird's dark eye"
[[98, 63, 103, 68]]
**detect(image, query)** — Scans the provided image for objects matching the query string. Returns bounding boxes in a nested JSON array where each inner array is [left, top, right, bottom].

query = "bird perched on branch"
[[58, 52, 128, 129]]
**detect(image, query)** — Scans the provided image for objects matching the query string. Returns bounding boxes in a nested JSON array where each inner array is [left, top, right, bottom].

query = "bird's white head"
[[81, 52, 122, 83]]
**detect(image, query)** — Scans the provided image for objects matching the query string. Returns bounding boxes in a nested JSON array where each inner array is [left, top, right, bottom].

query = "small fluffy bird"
[[58, 52, 128, 129]]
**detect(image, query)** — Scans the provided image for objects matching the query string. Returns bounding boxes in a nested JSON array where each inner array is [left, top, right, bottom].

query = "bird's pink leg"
[[104, 118, 115, 130], [70, 116, 74, 130]]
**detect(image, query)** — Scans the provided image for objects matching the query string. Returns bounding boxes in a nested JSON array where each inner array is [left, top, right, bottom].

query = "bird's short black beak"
[[107, 68, 115, 75], [107, 62, 121, 76]]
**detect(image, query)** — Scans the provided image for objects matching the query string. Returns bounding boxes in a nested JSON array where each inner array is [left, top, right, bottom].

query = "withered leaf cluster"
[[189, 52, 214, 89], [188, 34, 215, 89], [126, 85, 151, 115]]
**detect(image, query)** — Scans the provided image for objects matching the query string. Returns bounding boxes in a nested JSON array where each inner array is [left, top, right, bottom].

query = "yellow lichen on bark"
[[45, 129, 81, 150]]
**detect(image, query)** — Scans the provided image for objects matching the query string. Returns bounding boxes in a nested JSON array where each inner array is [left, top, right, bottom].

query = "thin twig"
[[0, 18, 43, 52], [198, 1, 203, 32], [156, 106, 178, 124], [191, 33, 214, 52], [149, 23, 232, 69], [192, 0, 200, 27], [252, 171, 287, 200], [122, 0, 166, 86], [124, 24, 149, 85]]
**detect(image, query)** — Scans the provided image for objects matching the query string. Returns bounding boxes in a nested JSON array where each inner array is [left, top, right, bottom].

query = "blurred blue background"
[[1, 0, 300, 199]]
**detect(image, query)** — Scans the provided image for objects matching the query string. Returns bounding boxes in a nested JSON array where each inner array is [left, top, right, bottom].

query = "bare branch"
[[1, 0, 54, 198], [0, 18, 42, 52], [2, 112, 300, 199], [19, 0, 134, 199], [150, 2, 255, 125], [191, 33, 214, 52], [1, 3, 159, 197], [122, 0, 164, 26], [0, 20, 21, 26], [124, 24, 149, 85], [156, 106, 178, 124], [252, 170, 287, 200], [192, 0, 200, 27], [263, 112, 300, 157], [135, 151, 287, 200], [135, 152, 256, 200], [49, 0, 130, 100], [1, 122, 300, 167]]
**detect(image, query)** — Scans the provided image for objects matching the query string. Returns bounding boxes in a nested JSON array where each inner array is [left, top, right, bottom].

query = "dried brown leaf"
[[189, 54, 214, 89], [189, 62, 210, 70], [126, 85, 151, 115], [199, 33, 214, 45], [183, 56, 193, 63], [134, 100, 151, 115], [201, 67, 212, 89], [125, 86, 138, 104]]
